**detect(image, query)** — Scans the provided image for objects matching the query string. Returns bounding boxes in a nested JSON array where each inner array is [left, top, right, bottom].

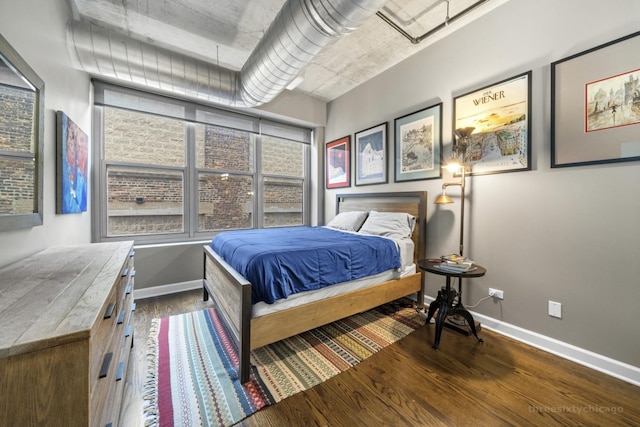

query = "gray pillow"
[[358, 211, 416, 240], [326, 211, 369, 232]]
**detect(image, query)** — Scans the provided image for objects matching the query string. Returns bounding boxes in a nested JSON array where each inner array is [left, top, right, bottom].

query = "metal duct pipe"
[[66, 21, 241, 105], [66, 0, 388, 107]]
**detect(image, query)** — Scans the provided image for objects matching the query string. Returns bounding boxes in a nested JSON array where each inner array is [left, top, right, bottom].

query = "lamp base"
[[444, 316, 481, 336]]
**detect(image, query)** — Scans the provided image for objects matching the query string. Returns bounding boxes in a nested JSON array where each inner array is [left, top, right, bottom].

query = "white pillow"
[[358, 211, 416, 239], [326, 211, 369, 232]]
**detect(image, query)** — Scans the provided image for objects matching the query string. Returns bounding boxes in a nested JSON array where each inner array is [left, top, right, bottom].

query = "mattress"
[[250, 234, 415, 317], [252, 263, 417, 318]]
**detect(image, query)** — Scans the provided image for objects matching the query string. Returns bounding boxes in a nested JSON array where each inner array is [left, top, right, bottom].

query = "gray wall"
[[134, 242, 205, 289], [324, 0, 640, 368]]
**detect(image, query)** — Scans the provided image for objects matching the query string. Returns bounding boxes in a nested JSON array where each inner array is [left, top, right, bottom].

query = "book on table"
[[440, 253, 465, 263], [437, 256, 476, 272]]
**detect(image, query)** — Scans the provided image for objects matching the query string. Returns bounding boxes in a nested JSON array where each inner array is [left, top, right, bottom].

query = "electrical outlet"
[[488, 288, 504, 299], [549, 301, 562, 318]]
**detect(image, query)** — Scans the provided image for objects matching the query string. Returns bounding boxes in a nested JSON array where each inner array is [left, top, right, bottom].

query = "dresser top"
[[0, 241, 134, 358]]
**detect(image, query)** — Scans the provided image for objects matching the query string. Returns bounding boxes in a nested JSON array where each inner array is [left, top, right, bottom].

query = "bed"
[[203, 191, 427, 383]]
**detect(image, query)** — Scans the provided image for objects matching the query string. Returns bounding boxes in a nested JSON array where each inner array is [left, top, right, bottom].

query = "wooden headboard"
[[336, 191, 428, 264]]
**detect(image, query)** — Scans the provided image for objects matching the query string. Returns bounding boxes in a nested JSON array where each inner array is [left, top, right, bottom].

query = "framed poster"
[[56, 111, 88, 214], [355, 122, 388, 186], [394, 102, 442, 182], [551, 30, 640, 167], [325, 135, 351, 189], [453, 71, 531, 175]]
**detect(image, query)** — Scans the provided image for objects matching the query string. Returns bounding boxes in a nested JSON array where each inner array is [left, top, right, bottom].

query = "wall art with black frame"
[[394, 102, 442, 182], [355, 122, 388, 186], [551, 30, 640, 168], [453, 71, 532, 175]]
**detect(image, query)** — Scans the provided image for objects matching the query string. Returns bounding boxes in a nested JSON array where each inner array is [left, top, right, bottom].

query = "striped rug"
[[143, 300, 423, 427]]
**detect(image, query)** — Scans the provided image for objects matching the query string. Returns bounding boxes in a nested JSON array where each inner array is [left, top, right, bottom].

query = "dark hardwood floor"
[[121, 289, 640, 426]]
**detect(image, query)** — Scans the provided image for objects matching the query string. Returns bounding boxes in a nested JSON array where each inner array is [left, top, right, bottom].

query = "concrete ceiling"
[[68, 0, 507, 103]]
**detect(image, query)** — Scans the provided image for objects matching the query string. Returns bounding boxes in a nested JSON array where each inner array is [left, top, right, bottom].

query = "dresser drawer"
[[90, 284, 120, 388]]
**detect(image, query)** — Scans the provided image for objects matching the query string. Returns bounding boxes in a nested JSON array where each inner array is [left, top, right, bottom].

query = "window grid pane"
[[195, 124, 254, 171], [261, 135, 303, 177], [0, 85, 36, 153], [106, 166, 184, 236], [263, 177, 303, 227], [198, 172, 253, 231], [104, 107, 185, 167], [0, 157, 35, 214]]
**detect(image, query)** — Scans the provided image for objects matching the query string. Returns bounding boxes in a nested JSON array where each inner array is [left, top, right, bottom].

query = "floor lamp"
[[434, 126, 475, 257], [434, 127, 475, 330]]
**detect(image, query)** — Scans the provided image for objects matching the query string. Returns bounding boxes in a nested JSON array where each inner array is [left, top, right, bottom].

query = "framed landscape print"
[[453, 71, 531, 175], [355, 122, 388, 186], [551, 30, 640, 168], [394, 102, 442, 182], [325, 135, 351, 189], [56, 111, 88, 214]]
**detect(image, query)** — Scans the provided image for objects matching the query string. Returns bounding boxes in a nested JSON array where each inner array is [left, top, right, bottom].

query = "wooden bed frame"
[[203, 191, 427, 383]]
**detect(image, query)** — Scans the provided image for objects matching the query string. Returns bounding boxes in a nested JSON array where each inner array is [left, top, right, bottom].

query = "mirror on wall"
[[0, 33, 44, 231]]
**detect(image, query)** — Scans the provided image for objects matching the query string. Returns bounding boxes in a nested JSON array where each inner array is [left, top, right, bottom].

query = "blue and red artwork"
[[57, 111, 88, 214]]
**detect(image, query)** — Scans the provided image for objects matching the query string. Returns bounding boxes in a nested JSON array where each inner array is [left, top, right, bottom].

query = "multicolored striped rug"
[[143, 300, 423, 426]]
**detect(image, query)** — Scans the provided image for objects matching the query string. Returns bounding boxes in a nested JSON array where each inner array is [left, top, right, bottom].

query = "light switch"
[[548, 301, 562, 318]]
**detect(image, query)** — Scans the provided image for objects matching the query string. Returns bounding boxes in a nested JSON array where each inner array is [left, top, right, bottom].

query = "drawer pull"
[[100, 352, 113, 378], [131, 269, 136, 277], [131, 302, 136, 311], [117, 309, 125, 325], [116, 361, 125, 381], [121, 268, 128, 277], [104, 302, 115, 319], [125, 283, 132, 295], [125, 325, 132, 337], [129, 250, 135, 257], [106, 423, 113, 427]]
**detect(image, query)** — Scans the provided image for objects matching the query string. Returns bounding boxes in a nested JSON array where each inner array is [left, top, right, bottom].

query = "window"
[[261, 136, 305, 227], [104, 109, 186, 237], [93, 82, 311, 244], [196, 124, 255, 231]]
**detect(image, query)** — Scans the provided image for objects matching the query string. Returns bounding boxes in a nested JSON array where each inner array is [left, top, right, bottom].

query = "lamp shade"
[[435, 193, 453, 204]]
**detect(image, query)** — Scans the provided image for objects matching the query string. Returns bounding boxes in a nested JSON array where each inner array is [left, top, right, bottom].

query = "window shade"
[[94, 80, 310, 142]]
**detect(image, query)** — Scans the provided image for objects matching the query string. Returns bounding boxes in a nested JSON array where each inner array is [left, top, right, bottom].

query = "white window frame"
[[92, 82, 311, 244]]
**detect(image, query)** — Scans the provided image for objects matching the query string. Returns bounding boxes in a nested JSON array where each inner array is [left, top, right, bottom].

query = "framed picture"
[[394, 102, 442, 182], [551, 30, 640, 168], [355, 122, 388, 186], [325, 135, 351, 189], [453, 71, 531, 175], [56, 111, 89, 214]]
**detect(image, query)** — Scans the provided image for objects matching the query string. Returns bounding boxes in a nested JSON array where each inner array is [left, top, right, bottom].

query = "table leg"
[[452, 305, 483, 344], [432, 278, 455, 349], [433, 296, 448, 349], [425, 297, 440, 324]]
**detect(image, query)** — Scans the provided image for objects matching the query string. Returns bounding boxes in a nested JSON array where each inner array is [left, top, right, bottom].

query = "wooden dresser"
[[0, 241, 136, 427]]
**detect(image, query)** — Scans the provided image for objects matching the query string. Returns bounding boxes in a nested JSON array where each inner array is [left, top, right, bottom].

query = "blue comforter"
[[210, 226, 401, 305]]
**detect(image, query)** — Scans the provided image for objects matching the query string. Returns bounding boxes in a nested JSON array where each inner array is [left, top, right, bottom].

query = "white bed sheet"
[[324, 226, 415, 269], [252, 263, 417, 318]]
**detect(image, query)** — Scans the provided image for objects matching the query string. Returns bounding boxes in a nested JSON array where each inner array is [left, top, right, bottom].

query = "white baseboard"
[[423, 296, 640, 387], [134, 280, 202, 300]]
